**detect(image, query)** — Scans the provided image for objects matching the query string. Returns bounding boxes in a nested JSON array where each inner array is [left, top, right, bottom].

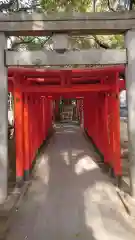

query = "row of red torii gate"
[[8, 66, 125, 189]]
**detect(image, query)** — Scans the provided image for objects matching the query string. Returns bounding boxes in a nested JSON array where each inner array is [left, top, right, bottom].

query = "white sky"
[[120, 90, 126, 106]]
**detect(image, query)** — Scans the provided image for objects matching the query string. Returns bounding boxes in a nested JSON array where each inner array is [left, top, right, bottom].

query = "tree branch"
[[0, 0, 40, 12], [107, 0, 116, 12], [10, 37, 34, 49], [93, 36, 110, 49], [129, 0, 134, 10], [0, 0, 15, 11], [10, 35, 53, 50]]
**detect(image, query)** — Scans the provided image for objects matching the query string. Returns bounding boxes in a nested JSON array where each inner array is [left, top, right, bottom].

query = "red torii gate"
[[8, 65, 125, 185]]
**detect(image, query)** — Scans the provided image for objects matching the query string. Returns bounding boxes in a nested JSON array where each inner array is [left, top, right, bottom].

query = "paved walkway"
[[7, 124, 135, 240]]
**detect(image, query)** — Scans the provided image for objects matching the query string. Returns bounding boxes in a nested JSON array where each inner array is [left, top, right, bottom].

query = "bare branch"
[[41, 36, 53, 47]]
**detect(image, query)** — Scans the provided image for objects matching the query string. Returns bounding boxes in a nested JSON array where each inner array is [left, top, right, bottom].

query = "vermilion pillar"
[[107, 73, 121, 177], [94, 94, 100, 148], [34, 97, 39, 150], [100, 93, 110, 163], [111, 93, 121, 175], [79, 99, 83, 126], [14, 87, 24, 185], [87, 93, 97, 142], [41, 97, 44, 141], [54, 99, 60, 121], [23, 93, 30, 180], [29, 94, 35, 164], [27, 95, 32, 167], [83, 96, 88, 131], [42, 97, 46, 139], [112, 92, 121, 176]]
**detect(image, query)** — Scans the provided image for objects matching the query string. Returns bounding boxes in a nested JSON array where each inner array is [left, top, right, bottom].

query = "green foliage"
[[10, 0, 125, 51], [12, 36, 52, 50], [39, 0, 124, 49], [40, 0, 92, 12]]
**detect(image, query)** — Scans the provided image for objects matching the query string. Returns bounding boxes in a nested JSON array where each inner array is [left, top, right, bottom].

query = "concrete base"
[[16, 177, 24, 188], [24, 170, 30, 181]]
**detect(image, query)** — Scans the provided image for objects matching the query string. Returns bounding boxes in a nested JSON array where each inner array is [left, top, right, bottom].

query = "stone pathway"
[[6, 124, 135, 240]]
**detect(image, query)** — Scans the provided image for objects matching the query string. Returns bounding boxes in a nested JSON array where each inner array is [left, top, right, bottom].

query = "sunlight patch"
[[74, 155, 98, 175], [35, 155, 50, 185], [60, 151, 70, 165], [72, 150, 84, 156], [83, 182, 107, 203], [63, 129, 76, 133]]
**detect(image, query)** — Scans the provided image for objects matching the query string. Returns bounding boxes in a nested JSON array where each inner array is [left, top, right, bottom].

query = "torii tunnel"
[[8, 65, 126, 192]]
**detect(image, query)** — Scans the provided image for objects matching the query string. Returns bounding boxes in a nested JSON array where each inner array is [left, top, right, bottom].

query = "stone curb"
[[0, 181, 31, 240], [117, 189, 135, 219]]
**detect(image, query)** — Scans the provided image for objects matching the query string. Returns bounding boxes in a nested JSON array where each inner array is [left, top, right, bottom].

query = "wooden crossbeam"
[[16, 84, 111, 93], [6, 49, 126, 66], [8, 65, 125, 77]]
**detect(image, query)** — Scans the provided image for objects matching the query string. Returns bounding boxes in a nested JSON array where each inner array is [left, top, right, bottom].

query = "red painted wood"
[[23, 93, 30, 175], [14, 88, 24, 181], [8, 65, 124, 77], [9, 65, 124, 180], [15, 84, 111, 93]]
